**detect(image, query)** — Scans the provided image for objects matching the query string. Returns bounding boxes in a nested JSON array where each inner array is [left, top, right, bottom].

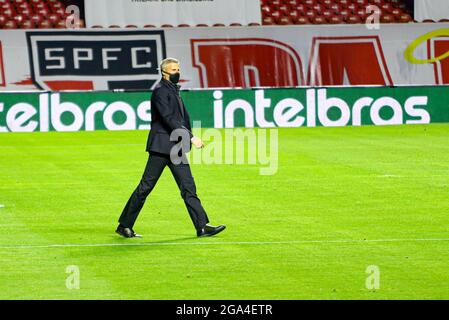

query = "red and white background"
[[0, 23, 449, 91]]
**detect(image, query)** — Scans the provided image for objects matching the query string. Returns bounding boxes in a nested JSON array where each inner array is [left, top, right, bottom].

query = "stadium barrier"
[[1, 24, 449, 91], [0, 85, 448, 133]]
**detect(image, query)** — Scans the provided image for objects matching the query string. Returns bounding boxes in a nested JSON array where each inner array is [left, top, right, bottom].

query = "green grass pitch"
[[0, 124, 448, 300]]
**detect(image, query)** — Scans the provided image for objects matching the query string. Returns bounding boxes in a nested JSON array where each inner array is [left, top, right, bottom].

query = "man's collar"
[[161, 78, 181, 91]]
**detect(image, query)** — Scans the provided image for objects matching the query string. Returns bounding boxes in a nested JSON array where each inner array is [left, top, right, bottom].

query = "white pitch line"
[[1, 238, 449, 250]]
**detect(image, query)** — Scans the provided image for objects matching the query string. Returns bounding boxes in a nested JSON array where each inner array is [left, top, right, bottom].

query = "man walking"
[[116, 58, 226, 238]]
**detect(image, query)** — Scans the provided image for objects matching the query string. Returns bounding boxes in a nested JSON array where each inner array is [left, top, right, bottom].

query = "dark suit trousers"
[[118, 152, 210, 231]]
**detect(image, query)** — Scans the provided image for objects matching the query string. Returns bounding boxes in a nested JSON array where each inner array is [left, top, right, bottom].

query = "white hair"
[[159, 58, 180, 73]]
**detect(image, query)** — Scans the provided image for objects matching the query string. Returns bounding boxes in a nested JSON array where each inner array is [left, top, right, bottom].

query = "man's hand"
[[191, 136, 205, 149]]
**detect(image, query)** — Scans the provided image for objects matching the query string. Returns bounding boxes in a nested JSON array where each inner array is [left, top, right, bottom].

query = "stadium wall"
[[0, 86, 448, 133], [0, 24, 449, 91]]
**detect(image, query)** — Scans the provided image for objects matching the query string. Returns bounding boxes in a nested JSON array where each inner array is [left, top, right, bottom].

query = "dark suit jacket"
[[146, 79, 193, 155]]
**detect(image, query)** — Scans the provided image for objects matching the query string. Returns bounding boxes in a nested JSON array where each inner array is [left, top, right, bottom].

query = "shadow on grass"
[[57, 235, 207, 257]]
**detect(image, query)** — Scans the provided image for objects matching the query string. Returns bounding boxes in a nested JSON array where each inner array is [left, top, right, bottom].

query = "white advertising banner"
[[84, 0, 262, 28], [415, 0, 449, 21], [1, 24, 449, 91]]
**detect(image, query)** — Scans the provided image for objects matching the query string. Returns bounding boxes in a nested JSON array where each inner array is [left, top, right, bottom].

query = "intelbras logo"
[[0, 89, 431, 133], [213, 89, 430, 128], [26, 30, 166, 91], [0, 93, 152, 133]]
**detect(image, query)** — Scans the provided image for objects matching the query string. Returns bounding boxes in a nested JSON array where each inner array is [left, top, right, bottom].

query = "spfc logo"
[[26, 30, 166, 91]]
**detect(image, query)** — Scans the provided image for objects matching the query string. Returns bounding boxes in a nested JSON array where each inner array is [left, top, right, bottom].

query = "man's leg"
[[167, 161, 210, 232], [118, 153, 168, 229]]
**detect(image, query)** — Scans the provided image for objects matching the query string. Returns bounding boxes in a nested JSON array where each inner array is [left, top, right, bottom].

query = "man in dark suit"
[[116, 58, 226, 238]]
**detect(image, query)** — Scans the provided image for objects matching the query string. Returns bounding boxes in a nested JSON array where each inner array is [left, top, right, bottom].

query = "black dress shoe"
[[116, 226, 142, 238], [197, 224, 226, 237]]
